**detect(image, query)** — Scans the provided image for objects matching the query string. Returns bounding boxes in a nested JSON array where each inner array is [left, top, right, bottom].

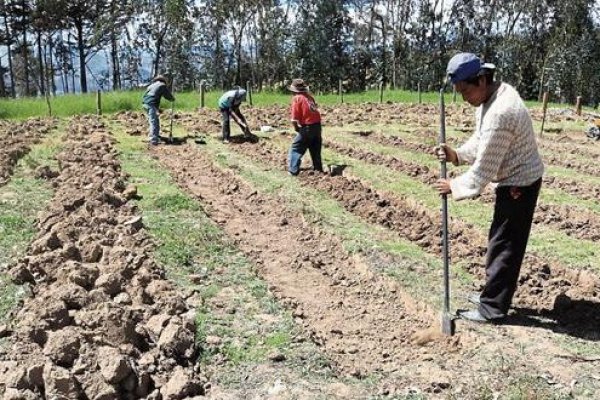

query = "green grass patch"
[[0, 89, 458, 119], [151, 193, 200, 212], [0, 274, 19, 322], [0, 88, 577, 120], [501, 376, 572, 400]]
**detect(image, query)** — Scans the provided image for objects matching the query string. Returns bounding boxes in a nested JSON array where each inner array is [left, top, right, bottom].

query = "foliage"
[[1, 0, 600, 103]]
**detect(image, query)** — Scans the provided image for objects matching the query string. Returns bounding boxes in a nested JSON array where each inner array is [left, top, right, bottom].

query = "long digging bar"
[[169, 76, 175, 144], [439, 87, 456, 336], [169, 100, 175, 144]]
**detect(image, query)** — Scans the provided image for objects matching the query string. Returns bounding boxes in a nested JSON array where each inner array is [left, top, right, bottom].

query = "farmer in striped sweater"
[[435, 52, 544, 323]]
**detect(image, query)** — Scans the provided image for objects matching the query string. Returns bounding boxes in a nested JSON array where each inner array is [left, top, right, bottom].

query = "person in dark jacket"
[[142, 75, 175, 145], [218, 87, 250, 143]]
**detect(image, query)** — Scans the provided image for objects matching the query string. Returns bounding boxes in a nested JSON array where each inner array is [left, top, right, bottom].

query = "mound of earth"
[[0, 116, 204, 400]]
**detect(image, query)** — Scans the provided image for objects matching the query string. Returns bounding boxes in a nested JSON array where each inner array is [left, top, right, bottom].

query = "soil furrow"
[[120, 111, 600, 336], [540, 136, 600, 160], [0, 116, 204, 399], [321, 135, 600, 242], [114, 113, 599, 397], [352, 131, 600, 203], [226, 136, 600, 339], [145, 137, 598, 398]]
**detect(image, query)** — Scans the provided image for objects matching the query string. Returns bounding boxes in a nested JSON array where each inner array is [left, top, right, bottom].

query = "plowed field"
[[1, 102, 599, 399]]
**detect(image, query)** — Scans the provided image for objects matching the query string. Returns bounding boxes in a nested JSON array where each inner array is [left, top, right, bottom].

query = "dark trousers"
[[479, 178, 542, 319], [220, 107, 246, 140], [288, 123, 323, 175]]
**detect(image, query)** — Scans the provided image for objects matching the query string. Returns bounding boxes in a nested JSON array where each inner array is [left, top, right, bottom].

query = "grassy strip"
[[0, 88, 571, 120], [0, 90, 445, 119], [113, 127, 352, 392], [0, 125, 63, 323]]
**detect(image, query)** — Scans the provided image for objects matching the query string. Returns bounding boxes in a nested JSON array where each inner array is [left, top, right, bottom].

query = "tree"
[[292, 0, 353, 92]]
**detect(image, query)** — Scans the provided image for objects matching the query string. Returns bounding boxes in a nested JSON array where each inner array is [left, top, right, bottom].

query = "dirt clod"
[[98, 347, 132, 384], [43, 328, 81, 367]]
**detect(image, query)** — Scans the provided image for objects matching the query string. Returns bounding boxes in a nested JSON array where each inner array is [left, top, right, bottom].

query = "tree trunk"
[[4, 15, 15, 98], [75, 20, 87, 93], [69, 33, 76, 93], [37, 31, 45, 95], [110, 31, 121, 90], [23, 25, 30, 95], [0, 57, 6, 96], [152, 26, 167, 79], [214, 20, 223, 88], [48, 35, 56, 95]]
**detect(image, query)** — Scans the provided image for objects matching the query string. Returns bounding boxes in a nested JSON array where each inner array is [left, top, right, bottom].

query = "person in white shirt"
[[435, 52, 544, 323]]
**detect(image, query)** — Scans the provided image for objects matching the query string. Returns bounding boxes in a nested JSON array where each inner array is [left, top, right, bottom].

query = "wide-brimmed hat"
[[153, 74, 167, 83], [289, 78, 309, 93], [446, 53, 495, 84]]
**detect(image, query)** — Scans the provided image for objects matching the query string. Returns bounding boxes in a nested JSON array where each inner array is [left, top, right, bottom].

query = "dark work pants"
[[479, 178, 542, 320], [288, 123, 323, 175], [220, 106, 246, 141]]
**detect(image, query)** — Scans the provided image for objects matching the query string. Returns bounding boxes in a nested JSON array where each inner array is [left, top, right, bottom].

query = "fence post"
[[339, 79, 344, 104], [540, 92, 549, 138], [96, 90, 102, 116], [418, 82, 422, 104], [246, 80, 253, 106], [44, 91, 52, 117], [379, 82, 384, 103], [200, 81, 205, 108], [575, 96, 582, 116]]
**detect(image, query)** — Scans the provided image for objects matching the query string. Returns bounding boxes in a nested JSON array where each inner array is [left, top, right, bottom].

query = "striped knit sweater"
[[450, 83, 544, 200]]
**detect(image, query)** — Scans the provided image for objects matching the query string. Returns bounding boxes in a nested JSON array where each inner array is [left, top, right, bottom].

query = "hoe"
[[168, 99, 175, 144], [439, 87, 456, 336], [168, 76, 175, 144]]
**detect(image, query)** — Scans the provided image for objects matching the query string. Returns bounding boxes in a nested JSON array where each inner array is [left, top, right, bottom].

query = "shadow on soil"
[[229, 133, 260, 144], [156, 135, 188, 146], [508, 295, 600, 341]]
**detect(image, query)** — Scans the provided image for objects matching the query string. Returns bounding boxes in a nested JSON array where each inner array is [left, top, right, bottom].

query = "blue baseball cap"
[[446, 53, 495, 84]]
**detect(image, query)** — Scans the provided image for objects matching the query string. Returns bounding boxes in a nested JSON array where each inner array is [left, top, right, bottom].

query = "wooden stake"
[[379, 82, 384, 103], [44, 91, 52, 117], [540, 92, 549, 137], [418, 82, 422, 104], [96, 90, 102, 116], [576, 96, 582, 116], [339, 79, 344, 104], [246, 80, 253, 106], [200, 81, 205, 108]]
